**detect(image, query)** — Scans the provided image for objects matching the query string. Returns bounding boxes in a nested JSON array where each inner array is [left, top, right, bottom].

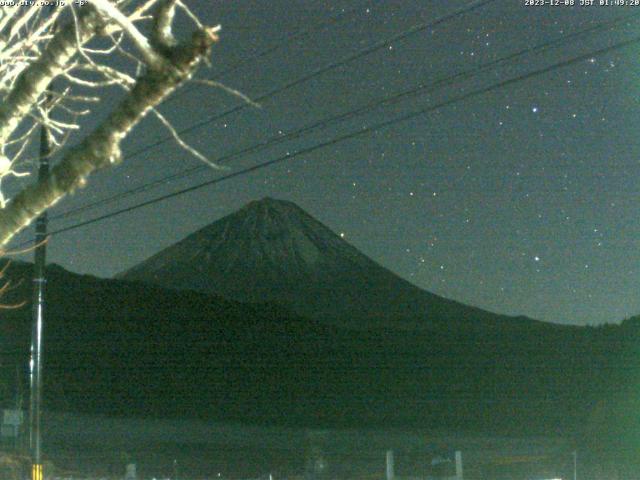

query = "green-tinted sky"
[[11, 0, 640, 325]]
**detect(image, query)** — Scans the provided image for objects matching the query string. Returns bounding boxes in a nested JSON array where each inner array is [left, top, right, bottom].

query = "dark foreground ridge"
[[0, 259, 637, 447]]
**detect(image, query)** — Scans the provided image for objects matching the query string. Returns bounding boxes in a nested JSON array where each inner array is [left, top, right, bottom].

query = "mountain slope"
[[119, 197, 542, 330]]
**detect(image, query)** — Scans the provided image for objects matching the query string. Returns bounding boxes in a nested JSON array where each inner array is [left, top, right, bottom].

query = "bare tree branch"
[[0, 7, 103, 147], [195, 78, 261, 109], [0, 25, 220, 247], [88, 0, 164, 69], [151, 107, 226, 169], [0, 2, 234, 247], [152, 0, 178, 49]]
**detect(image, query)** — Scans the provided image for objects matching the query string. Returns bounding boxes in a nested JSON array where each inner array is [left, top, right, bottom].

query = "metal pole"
[[29, 92, 51, 480], [573, 450, 577, 480], [455, 451, 463, 480], [385, 450, 394, 480]]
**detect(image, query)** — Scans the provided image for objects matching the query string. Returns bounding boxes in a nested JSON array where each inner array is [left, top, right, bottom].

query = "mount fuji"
[[120, 197, 540, 331]]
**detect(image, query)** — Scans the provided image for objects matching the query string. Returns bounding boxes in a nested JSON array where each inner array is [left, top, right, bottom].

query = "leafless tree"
[[0, 0, 226, 247]]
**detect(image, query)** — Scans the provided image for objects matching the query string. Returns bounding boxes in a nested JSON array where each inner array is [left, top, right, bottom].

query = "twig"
[[194, 79, 261, 108], [152, 107, 227, 170]]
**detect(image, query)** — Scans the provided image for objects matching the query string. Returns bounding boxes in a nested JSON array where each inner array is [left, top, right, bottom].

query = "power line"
[[50, 10, 640, 223], [211, 2, 370, 81], [165, 0, 372, 105], [35, 34, 640, 242], [120, 0, 497, 161]]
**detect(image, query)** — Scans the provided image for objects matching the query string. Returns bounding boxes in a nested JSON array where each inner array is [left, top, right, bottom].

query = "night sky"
[[9, 0, 640, 326]]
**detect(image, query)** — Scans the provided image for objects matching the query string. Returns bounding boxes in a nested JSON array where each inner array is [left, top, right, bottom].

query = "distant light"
[[532, 106, 539, 113], [534, 256, 540, 262], [340, 232, 345, 238]]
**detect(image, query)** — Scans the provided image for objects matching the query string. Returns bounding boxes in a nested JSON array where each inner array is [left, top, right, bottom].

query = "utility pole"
[[29, 87, 52, 480], [28, 12, 57, 480]]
